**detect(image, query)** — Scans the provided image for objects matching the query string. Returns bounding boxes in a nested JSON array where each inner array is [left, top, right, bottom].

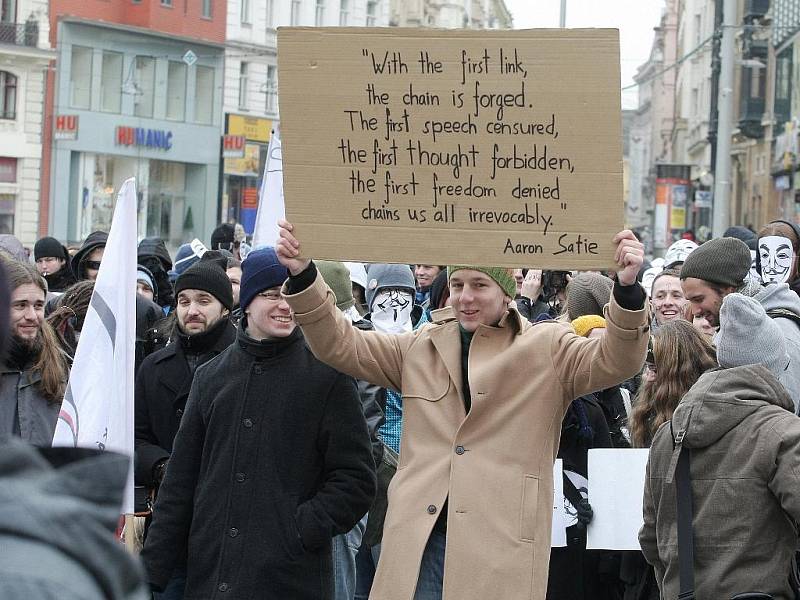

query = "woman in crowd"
[[0, 260, 70, 445], [620, 320, 717, 599]]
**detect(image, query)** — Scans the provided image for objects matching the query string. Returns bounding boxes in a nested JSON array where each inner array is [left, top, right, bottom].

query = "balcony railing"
[[0, 21, 39, 48]]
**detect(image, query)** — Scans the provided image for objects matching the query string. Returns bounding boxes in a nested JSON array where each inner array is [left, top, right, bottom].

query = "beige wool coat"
[[285, 272, 649, 600]]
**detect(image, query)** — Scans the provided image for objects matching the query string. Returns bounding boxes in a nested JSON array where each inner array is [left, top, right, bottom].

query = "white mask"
[[370, 289, 413, 334], [759, 235, 795, 284]]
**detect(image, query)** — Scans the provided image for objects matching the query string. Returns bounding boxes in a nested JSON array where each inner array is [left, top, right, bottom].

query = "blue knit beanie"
[[240, 247, 289, 310]]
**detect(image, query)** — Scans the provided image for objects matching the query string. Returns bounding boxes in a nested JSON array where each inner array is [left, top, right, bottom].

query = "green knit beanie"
[[447, 266, 517, 298], [316, 260, 355, 311]]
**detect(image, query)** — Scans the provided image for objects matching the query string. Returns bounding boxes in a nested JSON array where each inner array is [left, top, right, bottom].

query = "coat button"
[[254, 365, 263, 375], [229, 527, 239, 538], [218, 582, 229, 592], [235, 472, 246, 483], [427, 504, 437, 515], [175, 408, 183, 418], [243, 418, 253, 428], [455, 445, 465, 455]]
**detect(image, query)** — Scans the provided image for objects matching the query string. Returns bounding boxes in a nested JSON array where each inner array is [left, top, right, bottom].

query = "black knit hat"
[[211, 224, 235, 250], [34, 237, 67, 261], [175, 261, 233, 311], [680, 237, 751, 288]]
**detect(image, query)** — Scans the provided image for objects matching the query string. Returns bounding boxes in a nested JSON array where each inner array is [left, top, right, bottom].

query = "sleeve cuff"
[[612, 281, 646, 311], [285, 261, 318, 295]]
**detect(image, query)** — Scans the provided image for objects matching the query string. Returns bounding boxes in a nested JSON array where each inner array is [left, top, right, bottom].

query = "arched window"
[[0, 71, 16, 120]]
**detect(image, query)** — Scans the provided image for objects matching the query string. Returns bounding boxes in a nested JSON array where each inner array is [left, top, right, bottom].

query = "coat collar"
[[430, 305, 526, 335]]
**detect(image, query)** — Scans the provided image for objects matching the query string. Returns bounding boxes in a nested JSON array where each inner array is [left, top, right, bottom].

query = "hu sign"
[[115, 126, 173, 150]]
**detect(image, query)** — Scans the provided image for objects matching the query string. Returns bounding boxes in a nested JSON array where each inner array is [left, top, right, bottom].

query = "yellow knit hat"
[[572, 315, 607, 338]]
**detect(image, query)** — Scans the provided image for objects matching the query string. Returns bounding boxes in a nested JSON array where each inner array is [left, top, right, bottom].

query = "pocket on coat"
[[277, 494, 305, 560], [520, 474, 539, 542], [402, 377, 451, 402]]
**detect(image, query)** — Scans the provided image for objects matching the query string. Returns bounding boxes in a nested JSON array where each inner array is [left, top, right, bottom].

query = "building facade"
[[0, 0, 52, 247], [389, 0, 512, 29], [221, 0, 391, 231], [42, 0, 226, 246]]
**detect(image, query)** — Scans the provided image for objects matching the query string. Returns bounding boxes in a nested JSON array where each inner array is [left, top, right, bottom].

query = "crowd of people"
[[0, 217, 798, 599]]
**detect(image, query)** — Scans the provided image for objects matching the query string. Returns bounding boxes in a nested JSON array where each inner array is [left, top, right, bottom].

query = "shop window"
[[70, 46, 92, 109], [0, 194, 14, 235], [265, 65, 277, 113], [133, 56, 155, 118], [194, 65, 214, 124], [0, 71, 16, 120], [339, 0, 348, 26], [202, 0, 211, 18], [315, 0, 324, 26], [100, 51, 123, 113], [290, 0, 301, 25], [166, 61, 187, 121], [238, 62, 248, 109]]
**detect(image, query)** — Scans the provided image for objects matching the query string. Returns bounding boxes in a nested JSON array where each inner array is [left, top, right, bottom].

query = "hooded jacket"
[[753, 283, 800, 412], [640, 365, 800, 600], [71, 231, 108, 281], [138, 237, 173, 271], [0, 440, 148, 599]]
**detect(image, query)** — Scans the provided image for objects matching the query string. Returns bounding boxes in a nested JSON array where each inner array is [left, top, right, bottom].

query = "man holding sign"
[[276, 222, 649, 600]]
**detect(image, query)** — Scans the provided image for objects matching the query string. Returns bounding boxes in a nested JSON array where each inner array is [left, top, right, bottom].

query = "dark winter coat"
[[640, 365, 800, 600], [547, 396, 616, 600], [141, 325, 376, 599], [134, 317, 237, 487], [135, 294, 164, 373]]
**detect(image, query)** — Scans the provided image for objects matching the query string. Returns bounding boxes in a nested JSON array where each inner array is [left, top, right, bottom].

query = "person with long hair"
[[47, 280, 95, 359], [629, 320, 717, 448], [0, 259, 70, 445], [621, 319, 716, 600]]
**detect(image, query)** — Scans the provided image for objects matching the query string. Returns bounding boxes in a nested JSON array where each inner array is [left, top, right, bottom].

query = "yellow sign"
[[227, 114, 273, 143], [224, 143, 261, 176]]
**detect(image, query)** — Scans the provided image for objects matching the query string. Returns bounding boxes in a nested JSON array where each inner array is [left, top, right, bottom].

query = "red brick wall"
[[50, 0, 227, 45]]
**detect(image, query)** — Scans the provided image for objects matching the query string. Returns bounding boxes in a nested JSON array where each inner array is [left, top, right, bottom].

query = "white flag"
[[53, 177, 138, 514], [252, 127, 285, 248]]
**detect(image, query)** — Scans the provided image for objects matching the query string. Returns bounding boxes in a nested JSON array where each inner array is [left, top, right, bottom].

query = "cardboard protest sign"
[[277, 27, 622, 268]]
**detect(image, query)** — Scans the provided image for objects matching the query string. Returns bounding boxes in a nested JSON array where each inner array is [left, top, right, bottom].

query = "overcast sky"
[[504, 0, 666, 108]]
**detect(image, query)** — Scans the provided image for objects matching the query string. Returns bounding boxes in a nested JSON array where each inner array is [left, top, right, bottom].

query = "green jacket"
[[640, 365, 800, 600]]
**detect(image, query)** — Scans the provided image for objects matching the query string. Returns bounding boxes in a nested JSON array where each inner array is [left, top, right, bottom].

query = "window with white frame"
[[238, 62, 249, 109], [265, 65, 277, 113], [0, 71, 16, 119], [195, 65, 214, 124], [315, 0, 324, 26], [202, 0, 212, 18], [339, 0, 348, 25], [266, 0, 274, 26], [133, 56, 155, 118], [290, 0, 301, 25], [366, 0, 377, 26], [241, 0, 251, 24], [100, 51, 123, 113], [166, 61, 187, 121]]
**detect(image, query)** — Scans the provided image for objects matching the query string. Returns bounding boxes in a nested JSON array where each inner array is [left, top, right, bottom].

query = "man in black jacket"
[[135, 259, 236, 599], [142, 247, 375, 600]]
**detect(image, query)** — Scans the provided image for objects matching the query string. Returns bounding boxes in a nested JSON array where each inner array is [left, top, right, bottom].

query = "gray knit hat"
[[366, 264, 415, 311], [566, 272, 613, 320], [680, 237, 751, 288], [716, 293, 788, 377], [316, 260, 355, 312]]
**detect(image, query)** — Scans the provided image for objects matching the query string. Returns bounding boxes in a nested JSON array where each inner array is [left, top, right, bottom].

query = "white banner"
[[252, 127, 285, 248], [551, 459, 567, 548], [586, 448, 649, 551], [53, 177, 137, 514]]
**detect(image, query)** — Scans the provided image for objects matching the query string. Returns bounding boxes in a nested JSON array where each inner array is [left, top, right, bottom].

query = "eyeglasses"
[[84, 261, 102, 270], [258, 290, 283, 302]]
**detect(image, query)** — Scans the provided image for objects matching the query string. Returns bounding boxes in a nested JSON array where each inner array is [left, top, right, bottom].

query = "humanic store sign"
[[115, 126, 173, 150]]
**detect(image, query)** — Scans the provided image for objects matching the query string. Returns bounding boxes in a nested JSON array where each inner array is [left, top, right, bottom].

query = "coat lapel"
[[428, 322, 464, 401]]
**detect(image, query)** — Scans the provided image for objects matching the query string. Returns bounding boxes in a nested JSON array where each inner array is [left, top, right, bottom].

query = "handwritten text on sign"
[[277, 28, 622, 268]]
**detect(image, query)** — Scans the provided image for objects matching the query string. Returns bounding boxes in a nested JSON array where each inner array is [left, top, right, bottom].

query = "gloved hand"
[[575, 498, 594, 529]]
